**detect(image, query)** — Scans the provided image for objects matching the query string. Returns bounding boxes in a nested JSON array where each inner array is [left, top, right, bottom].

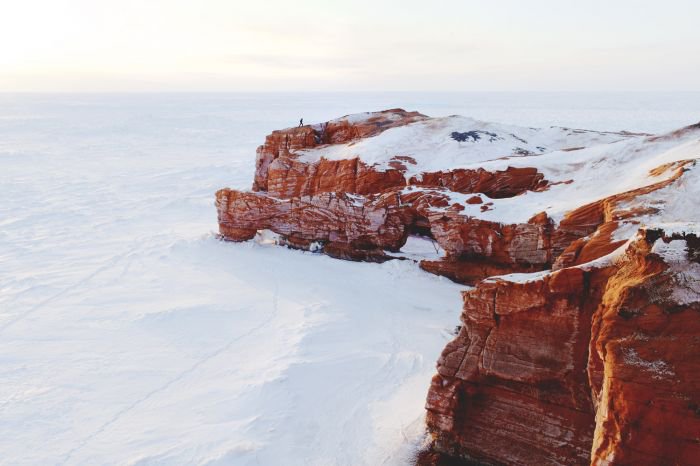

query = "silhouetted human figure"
[[299, 118, 304, 127]]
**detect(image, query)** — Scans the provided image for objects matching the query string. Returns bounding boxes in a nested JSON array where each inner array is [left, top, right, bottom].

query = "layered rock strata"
[[424, 228, 700, 466], [216, 111, 700, 465]]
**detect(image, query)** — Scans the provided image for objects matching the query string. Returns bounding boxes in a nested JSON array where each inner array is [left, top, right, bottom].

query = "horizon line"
[[2, 90, 700, 94]]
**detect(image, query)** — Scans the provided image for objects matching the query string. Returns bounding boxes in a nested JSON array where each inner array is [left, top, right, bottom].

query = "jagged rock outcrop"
[[409, 167, 548, 198], [588, 229, 700, 465], [552, 159, 695, 270], [423, 228, 700, 466], [418, 209, 554, 284], [216, 189, 408, 261], [252, 109, 427, 196], [425, 265, 611, 465], [251, 111, 550, 200], [216, 111, 700, 465], [218, 110, 583, 282], [218, 111, 695, 284]]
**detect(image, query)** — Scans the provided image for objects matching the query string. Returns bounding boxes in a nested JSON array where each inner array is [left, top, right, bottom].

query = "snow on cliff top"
[[298, 114, 642, 175], [299, 113, 700, 225], [443, 134, 700, 225], [320, 109, 422, 126]]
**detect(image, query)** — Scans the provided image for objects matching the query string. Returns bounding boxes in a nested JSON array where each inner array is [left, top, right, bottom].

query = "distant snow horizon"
[[2, 91, 696, 134], [2, 1, 700, 92]]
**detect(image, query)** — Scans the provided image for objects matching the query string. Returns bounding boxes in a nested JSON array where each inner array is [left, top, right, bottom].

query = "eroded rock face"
[[253, 121, 549, 200], [219, 112, 695, 286], [420, 210, 554, 283], [252, 109, 427, 195], [552, 159, 694, 270], [424, 229, 700, 466], [218, 108, 565, 284], [409, 166, 547, 199], [425, 266, 612, 465], [262, 156, 409, 199], [217, 111, 700, 466], [588, 229, 700, 466], [216, 188, 408, 261], [217, 183, 558, 284]]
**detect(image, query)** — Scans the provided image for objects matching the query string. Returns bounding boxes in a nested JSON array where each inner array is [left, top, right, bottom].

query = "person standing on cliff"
[[298, 118, 304, 127]]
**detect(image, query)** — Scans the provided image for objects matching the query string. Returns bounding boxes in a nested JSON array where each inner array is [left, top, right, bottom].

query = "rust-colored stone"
[[424, 229, 700, 466], [216, 112, 700, 466], [588, 230, 700, 466], [425, 265, 613, 465], [216, 188, 409, 259], [410, 166, 547, 199], [253, 109, 427, 195]]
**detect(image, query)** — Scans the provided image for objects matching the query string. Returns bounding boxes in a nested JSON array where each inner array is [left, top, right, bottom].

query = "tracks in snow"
[[60, 283, 280, 463]]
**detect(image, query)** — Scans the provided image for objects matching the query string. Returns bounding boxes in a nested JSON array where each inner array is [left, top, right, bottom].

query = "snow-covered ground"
[[0, 94, 467, 466], [1, 93, 698, 465]]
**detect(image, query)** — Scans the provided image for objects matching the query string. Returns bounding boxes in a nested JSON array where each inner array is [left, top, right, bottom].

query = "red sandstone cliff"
[[216, 111, 700, 465], [423, 228, 700, 465], [588, 229, 700, 465], [252, 109, 427, 196]]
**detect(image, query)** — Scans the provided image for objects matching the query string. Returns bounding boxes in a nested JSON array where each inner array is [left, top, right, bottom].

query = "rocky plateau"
[[217, 109, 700, 465]]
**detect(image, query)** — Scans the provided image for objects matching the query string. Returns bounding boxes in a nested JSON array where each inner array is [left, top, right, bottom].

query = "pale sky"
[[1, 0, 699, 92]]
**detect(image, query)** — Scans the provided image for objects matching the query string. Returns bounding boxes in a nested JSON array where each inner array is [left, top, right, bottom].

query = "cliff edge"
[[216, 110, 700, 465]]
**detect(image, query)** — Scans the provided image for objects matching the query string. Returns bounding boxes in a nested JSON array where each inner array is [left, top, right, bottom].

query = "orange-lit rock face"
[[252, 109, 427, 195], [263, 156, 408, 199], [216, 188, 409, 261], [251, 109, 550, 200], [224, 110, 695, 288], [217, 112, 700, 466], [217, 184, 558, 284], [588, 230, 700, 466], [257, 143, 549, 200], [424, 230, 700, 466], [426, 266, 613, 465], [409, 166, 547, 199], [552, 159, 694, 271], [415, 209, 554, 283], [218, 106, 560, 283]]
